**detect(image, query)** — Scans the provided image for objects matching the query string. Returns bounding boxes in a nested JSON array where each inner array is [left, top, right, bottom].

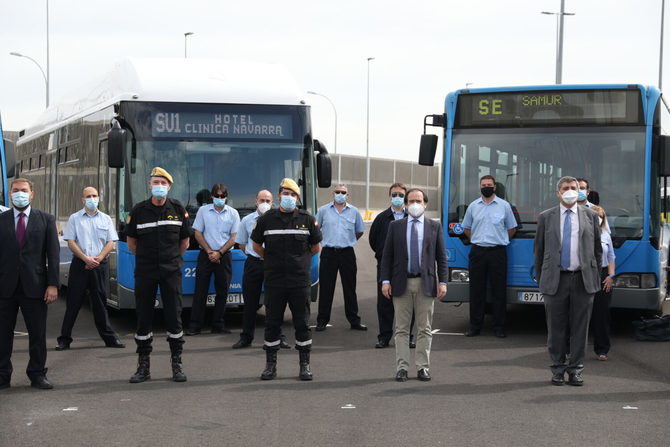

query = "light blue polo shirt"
[[63, 208, 118, 257], [316, 202, 365, 248], [235, 211, 262, 258], [192, 204, 240, 251], [461, 196, 517, 247]]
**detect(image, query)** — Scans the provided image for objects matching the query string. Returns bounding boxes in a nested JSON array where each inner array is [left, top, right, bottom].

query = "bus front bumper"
[[441, 282, 664, 311]]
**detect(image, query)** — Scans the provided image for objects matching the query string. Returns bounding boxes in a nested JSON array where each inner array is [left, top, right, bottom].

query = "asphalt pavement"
[[2, 233, 670, 447]]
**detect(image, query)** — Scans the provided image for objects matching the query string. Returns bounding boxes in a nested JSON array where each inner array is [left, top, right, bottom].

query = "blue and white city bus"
[[419, 85, 670, 312], [16, 58, 332, 309], [0, 113, 16, 209]]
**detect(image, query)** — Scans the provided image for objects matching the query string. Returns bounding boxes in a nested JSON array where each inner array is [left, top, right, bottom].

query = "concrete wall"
[[318, 154, 441, 215]]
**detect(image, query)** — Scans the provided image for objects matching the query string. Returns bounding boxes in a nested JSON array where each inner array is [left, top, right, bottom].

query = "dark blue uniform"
[[251, 208, 321, 352], [125, 198, 192, 355]]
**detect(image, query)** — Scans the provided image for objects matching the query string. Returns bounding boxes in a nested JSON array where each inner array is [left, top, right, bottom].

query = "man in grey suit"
[[381, 188, 448, 382], [534, 176, 602, 386]]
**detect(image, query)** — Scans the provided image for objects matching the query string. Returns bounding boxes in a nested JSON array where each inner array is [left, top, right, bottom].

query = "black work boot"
[[129, 354, 151, 383], [298, 350, 313, 381], [171, 354, 187, 382], [260, 349, 278, 380]]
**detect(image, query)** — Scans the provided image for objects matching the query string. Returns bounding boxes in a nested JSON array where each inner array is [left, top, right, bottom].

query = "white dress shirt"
[[13, 206, 31, 229], [559, 203, 580, 271], [406, 214, 424, 270]]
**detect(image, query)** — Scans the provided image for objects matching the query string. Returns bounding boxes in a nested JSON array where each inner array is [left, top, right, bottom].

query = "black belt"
[[473, 245, 506, 251], [407, 273, 421, 278], [323, 246, 353, 252], [560, 270, 581, 275]]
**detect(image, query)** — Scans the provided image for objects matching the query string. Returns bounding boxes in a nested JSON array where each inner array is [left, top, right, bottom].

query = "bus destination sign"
[[456, 89, 642, 127], [151, 112, 293, 139]]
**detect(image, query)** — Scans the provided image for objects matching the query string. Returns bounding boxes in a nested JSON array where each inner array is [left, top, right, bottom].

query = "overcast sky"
[[0, 0, 665, 161]]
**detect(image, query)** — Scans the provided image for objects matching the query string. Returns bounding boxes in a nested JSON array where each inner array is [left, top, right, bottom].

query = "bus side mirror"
[[3, 138, 16, 177], [661, 135, 670, 176], [314, 139, 332, 188], [108, 124, 126, 168], [418, 134, 438, 166]]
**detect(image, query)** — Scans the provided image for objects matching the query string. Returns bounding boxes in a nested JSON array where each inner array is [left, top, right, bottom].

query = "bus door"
[[45, 151, 58, 216], [98, 137, 119, 301]]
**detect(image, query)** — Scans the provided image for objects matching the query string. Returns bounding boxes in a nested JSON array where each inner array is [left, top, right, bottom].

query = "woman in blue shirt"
[[589, 206, 616, 361]]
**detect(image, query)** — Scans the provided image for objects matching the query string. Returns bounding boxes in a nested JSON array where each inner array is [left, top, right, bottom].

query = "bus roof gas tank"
[[19, 58, 306, 144]]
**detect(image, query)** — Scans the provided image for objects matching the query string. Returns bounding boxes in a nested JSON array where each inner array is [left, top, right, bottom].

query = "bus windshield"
[[123, 139, 304, 219], [448, 127, 646, 239]]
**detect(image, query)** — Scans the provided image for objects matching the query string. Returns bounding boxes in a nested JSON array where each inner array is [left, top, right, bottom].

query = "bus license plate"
[[518, 291, 544, 303], [206, 294, 244, 306]]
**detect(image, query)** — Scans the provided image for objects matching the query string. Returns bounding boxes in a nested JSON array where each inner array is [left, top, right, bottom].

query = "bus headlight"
[[613, 273, 657, 288], [614, 274, 640, 288], [450, 269, 469, 282], [641, 273, 657, 288]]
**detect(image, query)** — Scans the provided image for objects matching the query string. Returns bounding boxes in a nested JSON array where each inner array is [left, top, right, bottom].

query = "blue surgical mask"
[[213, 197, 226, 208], [578, 190, 587, 202], [85, 197, 99, 211], [334, 193, 346, 204], [391, 196, 404, 207], [280, 195, 297, 211], [11, 191, 30, 208], [151, 185, 169, 199]]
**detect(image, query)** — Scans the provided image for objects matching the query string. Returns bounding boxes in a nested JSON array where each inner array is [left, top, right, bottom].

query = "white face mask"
[[561, 189, 579, 205], [407, 202, 425, 218], [257, 202, 272, 215]]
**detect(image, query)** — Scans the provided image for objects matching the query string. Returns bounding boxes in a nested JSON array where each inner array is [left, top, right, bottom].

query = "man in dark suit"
[[369, 182, 410, 348], [0, 178, 60, 390], [381, 188, 448, 382], [534, 176, 602, 386]]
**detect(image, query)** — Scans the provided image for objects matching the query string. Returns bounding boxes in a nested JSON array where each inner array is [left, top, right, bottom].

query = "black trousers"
[[376, 262, 415, 342], [264, 286, 311, 352], [317, 247, 361, 326], [468, 245, 507, 330], [240, 256, 263, 342], [134, 273, 184, 355], [0, 281, 48, 381], [591, 268, 612, 356], [190, 250, 231, 331], [58, 258, 117, 345]]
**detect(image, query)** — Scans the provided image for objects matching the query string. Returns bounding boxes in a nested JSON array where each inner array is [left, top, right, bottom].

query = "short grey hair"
[[333, 184, 348, 191], [556, 176, 578, 190]]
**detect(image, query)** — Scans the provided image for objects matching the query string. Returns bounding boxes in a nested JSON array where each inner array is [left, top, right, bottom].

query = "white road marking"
[[13, 331, 28, 337], [622, 405, 639, 410], [341, 404, 356, 409], [433, 332, 466, 336], [62, 407, 79, 412], [309, 324, 333, 328]]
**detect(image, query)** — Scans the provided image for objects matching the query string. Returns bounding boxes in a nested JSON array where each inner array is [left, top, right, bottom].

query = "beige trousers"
[[393, 277, 435, 372]]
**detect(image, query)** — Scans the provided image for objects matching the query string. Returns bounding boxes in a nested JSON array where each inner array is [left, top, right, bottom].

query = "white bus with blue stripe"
[[16, 58, 331, 309]]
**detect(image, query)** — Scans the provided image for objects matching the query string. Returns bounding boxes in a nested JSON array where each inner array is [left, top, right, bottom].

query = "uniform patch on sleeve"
[[314, 220, 318, 227], [184, 212, 189, 219]]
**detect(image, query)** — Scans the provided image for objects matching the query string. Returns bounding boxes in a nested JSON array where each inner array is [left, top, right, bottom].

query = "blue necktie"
[[410, 218, 420, 275], [560, 209, 572, 270]]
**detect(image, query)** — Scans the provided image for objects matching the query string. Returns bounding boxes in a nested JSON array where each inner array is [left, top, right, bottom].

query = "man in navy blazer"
[[0, 178, 60, 390], [381, 188, 448, 382]]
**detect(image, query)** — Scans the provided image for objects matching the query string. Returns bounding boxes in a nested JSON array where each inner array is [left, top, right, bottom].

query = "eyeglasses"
[[334, 191, 347, 195], [212, 194, 226, 199], [391, 192, 405, 198]]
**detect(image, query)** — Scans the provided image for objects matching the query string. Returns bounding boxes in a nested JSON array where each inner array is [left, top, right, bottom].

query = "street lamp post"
[[307, 91, 340, 183], [46, 0, 50, 108], [184, 32, 194, 58], [365, 57, 375, 211], [10, 52, 49, 108], [660, 0, 666, 90], [541, 1, 575, 84]]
